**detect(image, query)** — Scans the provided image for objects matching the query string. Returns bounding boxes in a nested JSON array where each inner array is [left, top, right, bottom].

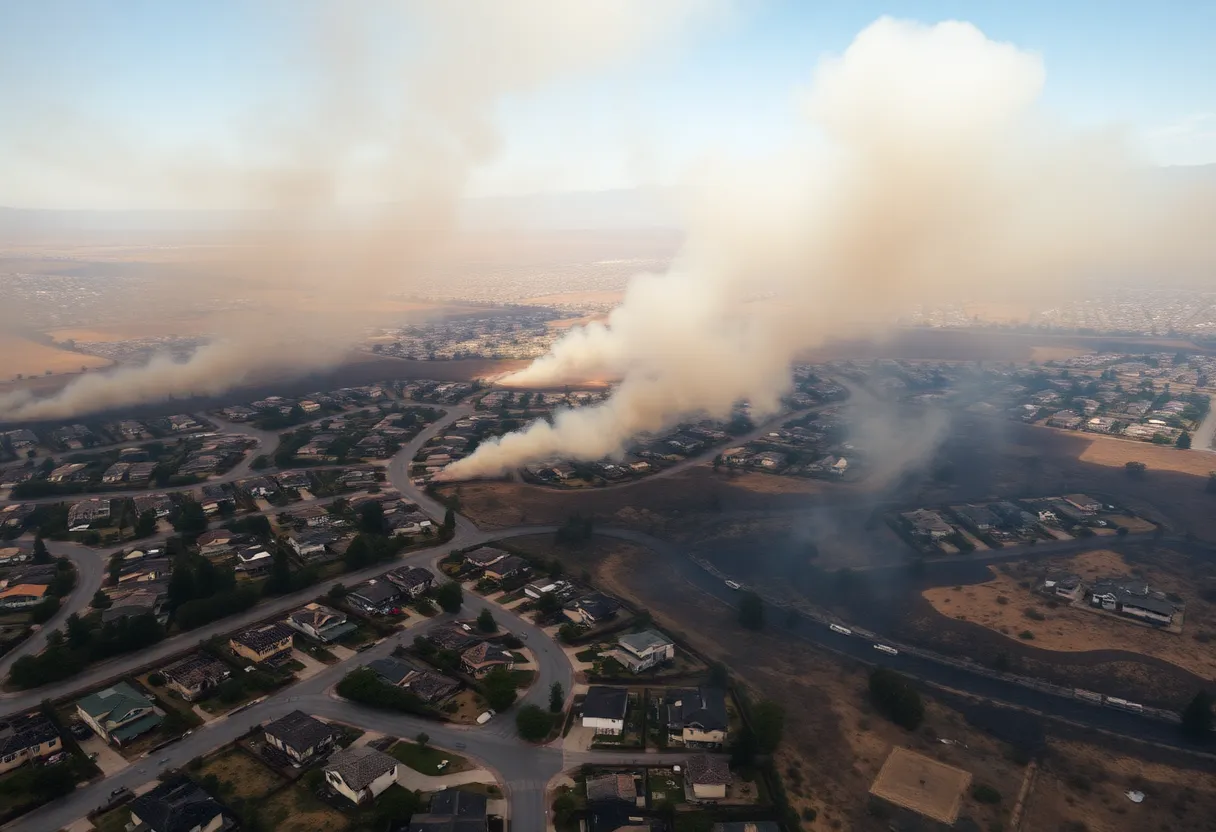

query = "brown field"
[[869, 746, 972, 825], [509, 534, 1023, 830], [1024, 739, 1216, 832], [921, 548, 1216, 680], [0, 333, 111, 380], [522, 290, 625, 307], [1076, 432, 1216, 477], [198, 748, 287, 800], [260, 783, 349, 832], [546, 314, 608, 330]]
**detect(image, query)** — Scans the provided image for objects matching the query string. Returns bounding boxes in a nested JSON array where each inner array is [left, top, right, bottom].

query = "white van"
[[873, 643, 899, 656], [829, 624, 853, 635], [725, 580, 742, 591], [476, 710, 496, 725]]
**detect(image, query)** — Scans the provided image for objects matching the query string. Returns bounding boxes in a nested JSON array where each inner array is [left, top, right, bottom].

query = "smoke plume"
[[442, 17, 1216, 479], [0, 1, 722, 422]]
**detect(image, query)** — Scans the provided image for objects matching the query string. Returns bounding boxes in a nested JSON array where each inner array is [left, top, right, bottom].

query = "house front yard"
[[196, 747, 288, 801], [259, 782, 349, 832], [647, 768, 685, 806], [388, 740, 472, 776]]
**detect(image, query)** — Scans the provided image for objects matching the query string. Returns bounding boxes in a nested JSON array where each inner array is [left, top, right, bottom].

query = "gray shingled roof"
[[325, 746, 398, 791]]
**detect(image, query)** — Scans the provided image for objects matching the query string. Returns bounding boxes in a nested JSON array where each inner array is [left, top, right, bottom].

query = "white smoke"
[[442, 17, 1216, 479], [0, 0, 725, 422]]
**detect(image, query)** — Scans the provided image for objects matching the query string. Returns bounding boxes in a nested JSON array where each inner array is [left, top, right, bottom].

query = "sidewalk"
[[395, 766, 497, 792]]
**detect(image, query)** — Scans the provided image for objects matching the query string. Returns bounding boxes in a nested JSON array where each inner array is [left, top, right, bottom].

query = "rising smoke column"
[[0, 0, 724, 422], [442, 17, 1216, 480]]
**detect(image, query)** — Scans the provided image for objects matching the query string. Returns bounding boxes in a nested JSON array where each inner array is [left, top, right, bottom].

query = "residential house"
[[264, 710, 340, 764], [1048, 411, 1082, 430], [102, 462, 130, 484], [238, 477, 278, 499], [408, 789, 489, 831], [198, 486, 234, 515], [75, 682, 163, 746], [464, 547, 507, 569], [127, 778, 236, 832], [126, 461, 158, 485], [953, 504, 999, 531], [1045, 574, 1085, 602], [567, 593, 621, 626], [324, 747, 400, 805], [523, 579, 568, 599], [234, 544, 273, 575], [367, 658, 459, 704], [387, 512, 433, 537], [685, 754, 732, 801], [587, 805, 658, 832], [0, 584, 47, 610], [132, 493, 173, 518], [229, 622, 294, 665], [288, 529, 336, 560], [286, 603, 358, 643], [581, 686, 629, 736], [614, 629, 676, 673], [752, 451, 787, 470], [48, 462, 89, 482], [426, 622, 478, 652], [1089, 578, 1179, 626], [118, 557, 172, 584], [196, 530, 236, 558], [483, 555, 529, 582], [287, 505, 332, 528], [586, 773, 639, 806], [666, 687, 729, 747], [160, 654, 231, 702], [384, 566, 435, 598], [276, 470, 312, 491], [900, 509, 953, 540], [1063, 494, 1102, 514], [0, 712, 62, 774], [68, 498, 111, 530], [460, 641, 515, 677], [346, 579, 402, 616]]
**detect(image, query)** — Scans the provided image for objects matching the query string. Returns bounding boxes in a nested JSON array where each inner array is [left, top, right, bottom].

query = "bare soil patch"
[[0, 333, 111, 380], [869, 746, 971, 825], [1076, 433, 1216, 477], [260, 783, 348, 832], [921, 548, 1216, 680], [198, 748, 287, 800]]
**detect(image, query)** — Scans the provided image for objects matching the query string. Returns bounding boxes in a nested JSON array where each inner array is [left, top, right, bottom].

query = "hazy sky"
[[2, 0, 1213, 209]]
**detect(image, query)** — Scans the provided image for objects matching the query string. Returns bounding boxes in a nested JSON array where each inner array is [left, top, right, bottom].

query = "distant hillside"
[[0, 188, 681, 242]]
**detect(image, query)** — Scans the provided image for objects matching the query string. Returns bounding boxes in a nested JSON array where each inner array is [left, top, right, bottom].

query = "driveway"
[[78, 735, 128, 777]]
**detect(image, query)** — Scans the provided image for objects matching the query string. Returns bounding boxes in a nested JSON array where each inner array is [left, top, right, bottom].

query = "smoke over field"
[[442, 17, 1216, 480], [0, 1, 719, 423]]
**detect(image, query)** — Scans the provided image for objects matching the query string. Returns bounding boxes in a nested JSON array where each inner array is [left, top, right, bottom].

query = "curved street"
[[3, 401, 1213, 830]]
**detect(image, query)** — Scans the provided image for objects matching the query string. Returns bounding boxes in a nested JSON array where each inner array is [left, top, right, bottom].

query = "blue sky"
[[1, 0, 1213, 208]]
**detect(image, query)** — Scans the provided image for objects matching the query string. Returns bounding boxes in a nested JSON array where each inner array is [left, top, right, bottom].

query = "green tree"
[[32, 535, 51, 564], [263, 548, 293, 596], [90, 590, 112, 609], [443, 508, 456, 531], [869, 668, 924, 730], [328, 582, 348, 603], [476, 607, 497, 633], [1177, 431, 1193, 450], [133, 509, 158, 538], [173, 501, 208, 536], [359, 501, 386, 534], [435, 581, 463, 613], [751, 700, 786, 754], [1181, 691, 1214, 741], [415, 732, 429, 747], [1125, 460, 1147, 478], [481, 667, 518, 712], [738, 591, 765, 631], [549, 681, 565, 713], [516, 704, 555, 741], [250, 455, 270, 470], [342, 535, 372, 571]]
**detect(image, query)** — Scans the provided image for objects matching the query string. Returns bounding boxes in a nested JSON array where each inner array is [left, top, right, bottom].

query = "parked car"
[[476, 710, 496, 725]]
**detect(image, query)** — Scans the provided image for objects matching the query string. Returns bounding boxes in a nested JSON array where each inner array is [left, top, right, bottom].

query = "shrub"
[[148, 672, 165, 686], [1023, 607, 1045, 621], [971, 783, 1002, 804], [1019, 630, 1035, 640], [516, 704, 556, 741], [869, 668, 923, 730], [996, 596, 1009, 605]]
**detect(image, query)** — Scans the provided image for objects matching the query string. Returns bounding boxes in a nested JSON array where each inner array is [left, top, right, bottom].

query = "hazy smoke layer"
[[443, 17, 1216, 479], [0, 1, 720, 422]]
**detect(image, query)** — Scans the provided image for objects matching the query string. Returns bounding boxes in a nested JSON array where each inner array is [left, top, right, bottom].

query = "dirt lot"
[[260, 782, 349, 832], [920, 548, 1216, 680], [869, 746, 971, 825], [1076, 432, 1216, 477], [198, 748, 287, 800], [512, 535, 1026, 831], [1023, 739, 1216, 832]]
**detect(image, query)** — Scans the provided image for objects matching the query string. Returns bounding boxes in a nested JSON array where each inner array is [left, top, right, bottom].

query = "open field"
[[1024, 739, 1216, 832], [1076, 432, 1216, 477], [260, 782, 349, 832], [869, 746, 972, 825], [511, 534, 1024, 830], [921, 548, 1216, 680], [0, 333, 111, 380], [198, 748, 288, 800]]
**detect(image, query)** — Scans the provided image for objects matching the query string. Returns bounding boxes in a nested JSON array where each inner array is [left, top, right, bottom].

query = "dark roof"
[[429, 789, 489, 817], [464, 547, 507, 567], [427, 622, 478, 651], [408, 818, 488, 831], [367, 656, 413, 686], [461, 641, 513, 667], [0, 712, 60, 757], [231, 622, 295, 652], [160, 654, 230, 689], [386, 566, 435, 590], [685, 754, 732, 786], [583, 686, 629, 721], [485, 555, 529, 574], [325, 746, 398, 791], [586, 773, 638, 804], [667, 687, 728, 733], [588, 803, 657, 832], [128, 778, 231, 832], [575, 592, 621, 621], [349, 579, 400, 605], [264, 710, 339, 752], [406, 669, 460, 703]]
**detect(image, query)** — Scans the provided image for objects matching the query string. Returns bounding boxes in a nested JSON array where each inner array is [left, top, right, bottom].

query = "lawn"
[[648, 769, 685, 805], [508, 669, 536, 689], [260, 783, 348, 832], [574, 647, 601, 662], [90, 806, 131, 832], [197, 748, 287, 801], [388, 741, 472, 776]]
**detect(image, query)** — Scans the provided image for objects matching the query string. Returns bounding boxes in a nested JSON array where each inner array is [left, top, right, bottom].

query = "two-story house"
[[324, 747, 399, 805], [614, 629, 676, 673], [76, 682, 163, 746], [0, 712, 62, 774], [666, 687, 729, 748], [264, 710, 340, 765], [229, 622, 294, 665], [286, 603, 358, 643]]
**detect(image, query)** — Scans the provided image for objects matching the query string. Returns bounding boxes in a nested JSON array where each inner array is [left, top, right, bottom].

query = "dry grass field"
[[1076, 432, 1216, 477], [197, 748, 287, 801], [0, 333, 111, 380], [869, 746, 972, 825], [921, 549, 1216, 680], [259, 783, 349, 832]]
